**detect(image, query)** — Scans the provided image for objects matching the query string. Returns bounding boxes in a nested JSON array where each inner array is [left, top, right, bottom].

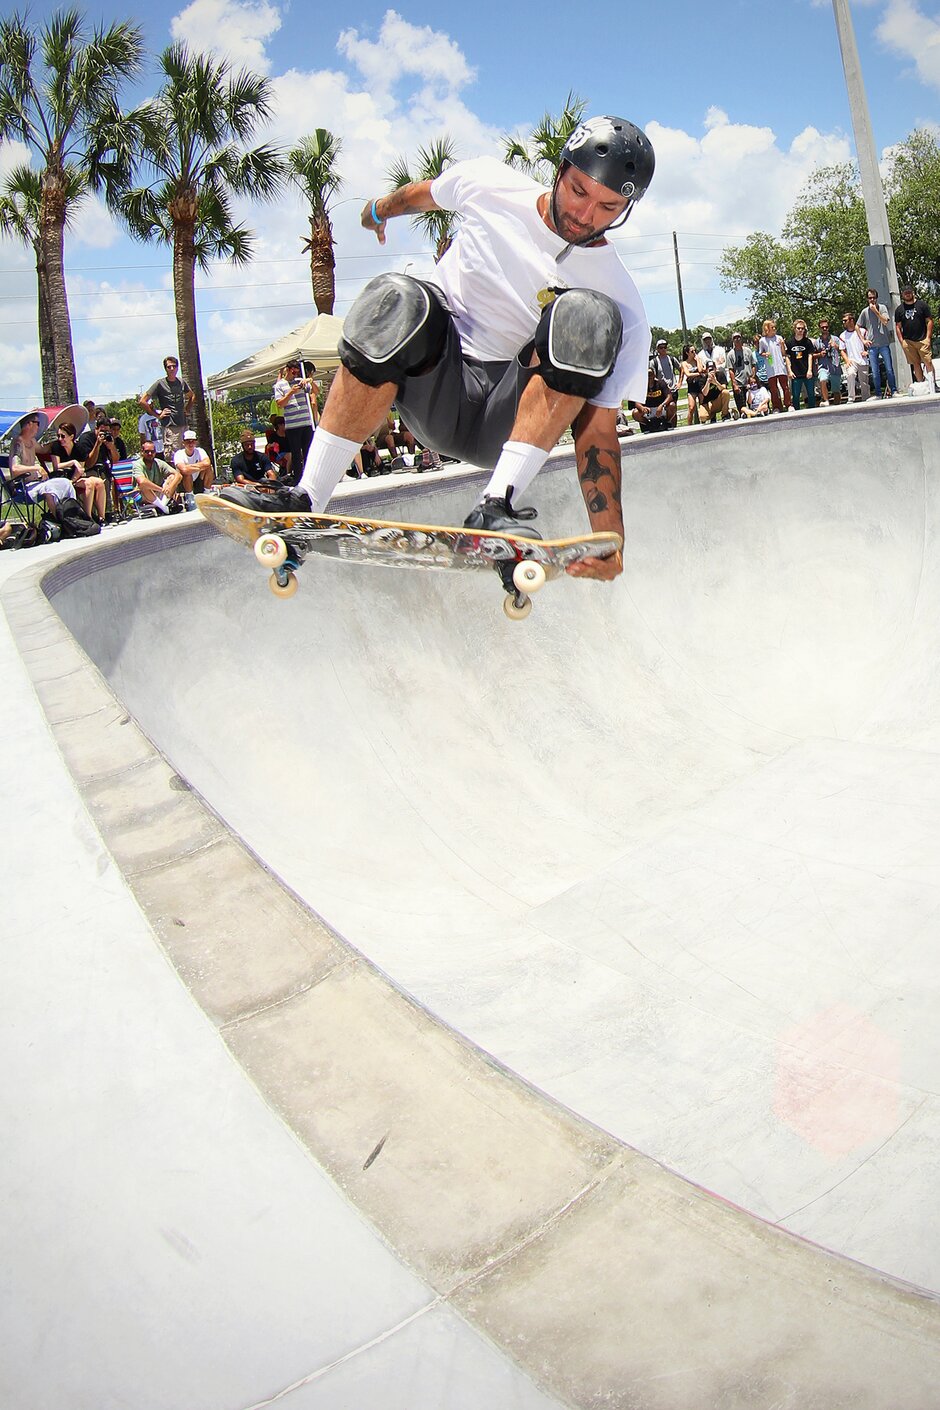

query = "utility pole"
[[831, 0, 909, 390], [673, 231, 689, 346]]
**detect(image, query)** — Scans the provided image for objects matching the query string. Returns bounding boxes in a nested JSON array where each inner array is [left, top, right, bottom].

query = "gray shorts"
[[395, 297, 537, 470]]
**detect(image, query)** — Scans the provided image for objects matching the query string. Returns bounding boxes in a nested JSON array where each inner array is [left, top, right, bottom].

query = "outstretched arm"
[[569, 403, 624, 581], [361, 181, 440, 246]]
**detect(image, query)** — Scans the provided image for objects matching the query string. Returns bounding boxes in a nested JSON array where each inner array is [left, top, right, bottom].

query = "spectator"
[[273, 360, 316, 482], [758, 319, 791, 412], [785, 319, 817, 410], [140, 355, 196, 460], [726, 332, 756, 417], [108, 418, 129, 459], [840, 312, 871, 402], [230, 430, 277, 485], [630, 365, 676, 432], [650, 338, 682, 396], [81, 399, 97, 432], [380, 409, 418, 459], [698, 331, 728, 385], [360, 434, 383, 476], [73, 416, 117, 521], [680, 343, 704, 425], [130, 441, 180, 514], [741, 370, 772, 418], [814, 319, 844, 406], [264, 417, 291, 477], [46, 421, 107, 521], [894, 287, 936, 391], [138, 408, 164, 454], [857, 288, 897, 398], [697, 361, 731, 423], [8, 413, 77, 515], [173, 428, 213, 509]]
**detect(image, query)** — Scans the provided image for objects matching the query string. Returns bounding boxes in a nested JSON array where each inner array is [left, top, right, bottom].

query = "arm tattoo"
[[578, 443, 621, 516]]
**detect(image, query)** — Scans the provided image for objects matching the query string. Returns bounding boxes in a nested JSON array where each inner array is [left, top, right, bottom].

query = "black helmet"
[[560, 116, 655, 204]]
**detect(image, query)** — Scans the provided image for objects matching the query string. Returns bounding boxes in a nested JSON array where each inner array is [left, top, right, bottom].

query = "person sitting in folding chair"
[[46, 421, 107, 522], [9, 415, 77, 517]]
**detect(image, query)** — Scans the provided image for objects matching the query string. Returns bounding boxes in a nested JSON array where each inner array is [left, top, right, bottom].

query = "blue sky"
[[1, 0, 939, 405]]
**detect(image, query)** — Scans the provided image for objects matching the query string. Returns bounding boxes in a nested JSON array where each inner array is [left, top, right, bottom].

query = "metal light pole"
[[831, 0, 909, 389]]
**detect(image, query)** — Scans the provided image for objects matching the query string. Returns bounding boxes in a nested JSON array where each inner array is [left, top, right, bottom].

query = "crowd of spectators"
[[629, 288, 937, 433]]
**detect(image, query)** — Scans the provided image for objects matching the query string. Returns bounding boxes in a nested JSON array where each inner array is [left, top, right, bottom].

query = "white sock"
[[154, 494, 168, 513], [482, 442, 549, 502], [299, 428, 364, 510]]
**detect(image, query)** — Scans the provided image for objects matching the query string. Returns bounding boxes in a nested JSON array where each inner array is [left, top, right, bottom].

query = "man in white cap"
[[173, 428, 213, 510]]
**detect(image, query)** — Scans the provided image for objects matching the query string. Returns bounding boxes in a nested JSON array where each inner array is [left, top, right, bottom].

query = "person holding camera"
[[273, 359, 318, 484]]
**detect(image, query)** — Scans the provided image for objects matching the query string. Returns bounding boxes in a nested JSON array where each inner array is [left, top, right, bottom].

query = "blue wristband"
[[371, 199, 382, 226]]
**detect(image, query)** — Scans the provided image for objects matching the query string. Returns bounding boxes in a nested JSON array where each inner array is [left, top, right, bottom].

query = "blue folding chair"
[[0, 409, 50, 527]]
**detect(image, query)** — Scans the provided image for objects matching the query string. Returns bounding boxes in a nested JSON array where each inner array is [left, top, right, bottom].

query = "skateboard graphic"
[[198, 495, 622, 620]]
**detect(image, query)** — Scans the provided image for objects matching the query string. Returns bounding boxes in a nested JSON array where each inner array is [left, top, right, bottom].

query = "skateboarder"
[[222, 115, 655, 580]]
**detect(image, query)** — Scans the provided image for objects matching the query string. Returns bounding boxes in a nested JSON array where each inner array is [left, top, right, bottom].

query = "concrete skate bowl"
[[38, 399, 940, 1403]]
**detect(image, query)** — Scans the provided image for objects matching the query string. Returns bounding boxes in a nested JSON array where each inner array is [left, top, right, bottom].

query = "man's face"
[[794, 323, 807, 338], [241, 436, 256, 456], [552, 164, 628, 244], [164, 360, 179, 378], [843, 315, 856, 330], [819, 322, 830, 336], [141, 443, 155, 460], [902, 290, 915, 304]]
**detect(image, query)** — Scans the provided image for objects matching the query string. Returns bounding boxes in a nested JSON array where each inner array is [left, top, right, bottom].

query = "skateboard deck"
[[198, 494, 622, 619]]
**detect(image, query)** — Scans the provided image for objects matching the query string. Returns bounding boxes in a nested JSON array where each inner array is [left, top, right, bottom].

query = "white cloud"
[[69, 195, 122, 251], [876, 0, 940, 91], [337, 9, 474, 98], [0, 139, 31, 178], [170, 0, 282, 74]]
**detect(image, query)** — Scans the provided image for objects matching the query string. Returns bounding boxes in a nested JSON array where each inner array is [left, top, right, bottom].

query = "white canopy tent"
[[207, 313, 345, 393]]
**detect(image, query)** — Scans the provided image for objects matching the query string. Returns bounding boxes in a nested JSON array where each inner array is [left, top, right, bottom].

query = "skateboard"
[[198, 494, 622, 620]]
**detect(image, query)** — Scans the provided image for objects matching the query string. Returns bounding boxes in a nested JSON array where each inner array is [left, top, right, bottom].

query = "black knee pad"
[[339, 274, 450, 387], [534, 289, 623, 398]]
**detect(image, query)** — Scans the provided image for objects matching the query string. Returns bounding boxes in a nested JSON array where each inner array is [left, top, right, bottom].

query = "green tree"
[[287, 128, 343, 315], [883, 128, 940, 290], [0, 9, 143, 403], [720, 130, 940, 330], [387, 135, 458, 261], [112, 43, 284, 452], [0, 162, 85, 403], [502, 91, 587, 185], [719, 163, 868, 330]]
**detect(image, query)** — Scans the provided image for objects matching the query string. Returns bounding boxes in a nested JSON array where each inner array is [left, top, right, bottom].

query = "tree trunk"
[[170, 201, 211, 458], [35, 241, 57, 406], [39, 166, 78, 403], [308, 215, 336, 315]]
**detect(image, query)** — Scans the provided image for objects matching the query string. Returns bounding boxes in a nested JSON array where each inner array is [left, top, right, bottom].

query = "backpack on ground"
[[0, 522, 40, 550], [56, 498, 101, 538]]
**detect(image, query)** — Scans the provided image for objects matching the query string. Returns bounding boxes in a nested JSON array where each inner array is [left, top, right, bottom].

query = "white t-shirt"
[[174, 445, 209, 471], [746, 384, 771, 412], [697, 341, 726, 371], [138, 411, 163, 452], [758, 335, 787, 376], [842, 328, 868, 365], [428, 157, 650, 408]]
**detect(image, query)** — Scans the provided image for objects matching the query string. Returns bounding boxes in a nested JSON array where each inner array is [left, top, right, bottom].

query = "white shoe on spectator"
[[154, 494, 169, 514], [184, 492, 197, 511]]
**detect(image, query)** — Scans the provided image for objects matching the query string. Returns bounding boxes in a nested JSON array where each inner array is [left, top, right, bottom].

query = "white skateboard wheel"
[[513, 560, 546, 594], [268, 570, 298, 599], [255, 533, 288, 568], [503, 593, 532, 621]]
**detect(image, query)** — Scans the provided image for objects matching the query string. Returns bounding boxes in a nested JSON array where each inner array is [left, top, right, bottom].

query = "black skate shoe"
[[462, 488, 541, 538], [463, 487, 542, 596], [220, 484, 312, 513]]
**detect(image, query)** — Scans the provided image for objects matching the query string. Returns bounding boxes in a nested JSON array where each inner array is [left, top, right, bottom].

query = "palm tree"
[[0, 164, 85, 403], [386, 136, 458, 262], [287, 129, 343, 315], [0, 10, 143, 403], [502, 92, 587, 185], [113, 43, 284, 450]]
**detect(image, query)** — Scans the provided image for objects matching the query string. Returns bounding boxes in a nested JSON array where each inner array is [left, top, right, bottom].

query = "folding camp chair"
[[109, 459, 141, 519], [0, 408, 50, 530]]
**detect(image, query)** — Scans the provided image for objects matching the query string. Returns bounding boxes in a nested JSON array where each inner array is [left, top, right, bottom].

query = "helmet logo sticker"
[[621, 182, 636, 198]]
